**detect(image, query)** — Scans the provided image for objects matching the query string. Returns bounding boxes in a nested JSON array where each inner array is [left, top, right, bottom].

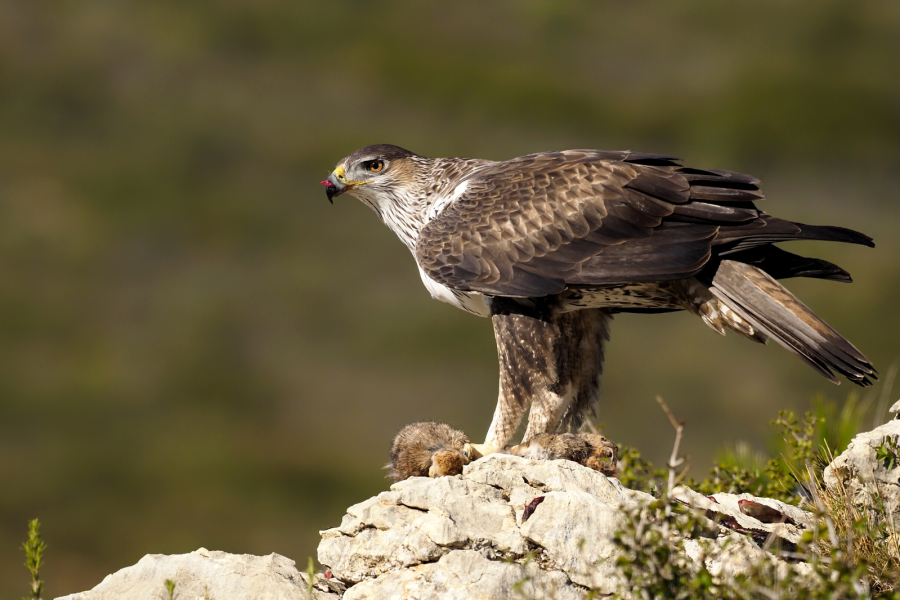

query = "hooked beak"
[[320, 165, 373, 204], [320, 172, 344, 204]]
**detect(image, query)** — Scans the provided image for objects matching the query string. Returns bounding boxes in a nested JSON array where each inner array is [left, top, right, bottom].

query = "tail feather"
[[709, 260, 876, 386], [721, 245, 853, 283], [715, 214, 876, 254]]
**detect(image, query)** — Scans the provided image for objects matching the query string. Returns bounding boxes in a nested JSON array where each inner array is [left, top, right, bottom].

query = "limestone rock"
[[55, 548, 339, 600], [824, 417, 900, 528], [518, 490, 626, 591], [673, 486, 814, 545], [343, 549, 585, 600], [67, 415, 900, 599], [318, 454, 652, 594], [318, 474, 528, 585], [318, 453, 815, 598]]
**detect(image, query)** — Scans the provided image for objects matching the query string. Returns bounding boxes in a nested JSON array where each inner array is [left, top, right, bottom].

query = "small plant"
[[164, 578, 176, 600], [616, 444, 667, 495], [772, 408, 821, 469], [686, 407, 835, 502], [810, 449, 900, 595], [614, 399, 720, 598], [306, 557, 315, 600], [614, 499, 718, 599], [22, 519, 46, 600], [875, 435, 900, 471]]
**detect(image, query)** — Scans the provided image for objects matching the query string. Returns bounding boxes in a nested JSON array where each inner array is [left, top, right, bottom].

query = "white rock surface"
[[55, 548, 339, 600], [318, 455, 650, 594], [673, 486, 814, 544], [319, 454, 814, 598], [518, 489, 626, 591], [61, 415, 900, 600], [824, 417, 900, 528], [343, 549, 585, 600]]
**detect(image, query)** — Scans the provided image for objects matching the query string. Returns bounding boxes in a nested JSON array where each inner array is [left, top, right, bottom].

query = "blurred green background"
[[1, 0, 899, 595]]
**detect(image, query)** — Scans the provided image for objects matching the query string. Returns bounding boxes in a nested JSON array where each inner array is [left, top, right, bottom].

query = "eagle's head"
[[321, 144, 420, 205]]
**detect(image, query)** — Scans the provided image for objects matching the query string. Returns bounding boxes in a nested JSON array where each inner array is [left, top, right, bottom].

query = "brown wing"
[[415, 150, 764, 297]]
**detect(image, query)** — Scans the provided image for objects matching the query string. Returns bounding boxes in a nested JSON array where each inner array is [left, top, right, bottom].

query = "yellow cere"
[[333, 164, 373, 187]]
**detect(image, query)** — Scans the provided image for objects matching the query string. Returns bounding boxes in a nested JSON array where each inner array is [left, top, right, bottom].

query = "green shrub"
[[612, 396, 900, 599]]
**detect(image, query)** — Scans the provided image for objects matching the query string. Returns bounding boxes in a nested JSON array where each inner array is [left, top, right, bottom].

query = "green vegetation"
[[614, 490, 899, 599], [613, 499, 719, 599], [814, 462, 900, 596], [876, 436, 900, 471], [618, 395, 875, 503], [21, 520, 46, 600], [306, 557, 316, 600], [510, 395, 898, 598], [164, 578, 176, 600], [613, 401, 900, 599]]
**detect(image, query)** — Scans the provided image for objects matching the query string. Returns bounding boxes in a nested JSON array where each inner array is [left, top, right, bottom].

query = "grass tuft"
[[22, 519, 46, 600]]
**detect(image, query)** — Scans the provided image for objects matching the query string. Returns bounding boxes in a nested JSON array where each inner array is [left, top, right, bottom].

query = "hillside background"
[[1, 0, 899, 595]]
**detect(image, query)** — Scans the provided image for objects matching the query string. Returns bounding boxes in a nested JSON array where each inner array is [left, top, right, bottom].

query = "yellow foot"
[[462, 442, 507, 461]]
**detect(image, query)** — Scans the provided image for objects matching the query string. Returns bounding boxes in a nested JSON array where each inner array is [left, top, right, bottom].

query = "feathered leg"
[[480, 305, 557, 453], [472, 301, 611, 456], [543, 309, 612, 436]]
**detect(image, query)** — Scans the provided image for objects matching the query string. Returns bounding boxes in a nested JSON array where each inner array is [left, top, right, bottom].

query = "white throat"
[[355, 169, 491, 318]]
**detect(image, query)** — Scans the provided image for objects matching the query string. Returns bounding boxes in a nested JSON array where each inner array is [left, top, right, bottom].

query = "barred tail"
[[709, 260, 876, 386]]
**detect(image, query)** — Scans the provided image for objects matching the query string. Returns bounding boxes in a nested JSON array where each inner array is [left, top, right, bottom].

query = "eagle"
[[321, 144, 876, 457]]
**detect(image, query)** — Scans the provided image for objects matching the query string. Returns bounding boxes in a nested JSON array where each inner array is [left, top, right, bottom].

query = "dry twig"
[[655, 395, 688, 496]]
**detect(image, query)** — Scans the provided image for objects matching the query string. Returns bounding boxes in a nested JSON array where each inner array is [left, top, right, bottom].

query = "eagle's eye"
[[364, 159, 385, 173]]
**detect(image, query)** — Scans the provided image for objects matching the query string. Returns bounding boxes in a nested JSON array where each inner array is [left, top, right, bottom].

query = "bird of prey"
[[321, 144, 876, 456]]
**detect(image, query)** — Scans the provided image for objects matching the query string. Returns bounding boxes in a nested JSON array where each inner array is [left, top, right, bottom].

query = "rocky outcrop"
[[319, 454, 646, 596], [823, 400, 900, 529], [56, 455, 816, 600], [54, 548, 341, 600], [339, 549, 584, 600], [57, 408, 900, 599], [318, 454, 813, 598]]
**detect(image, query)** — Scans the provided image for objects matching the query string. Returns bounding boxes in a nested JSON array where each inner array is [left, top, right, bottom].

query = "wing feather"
[[623, 170, 690, 204], [416, 151, 713, 296], [414, 150, 868, 298]]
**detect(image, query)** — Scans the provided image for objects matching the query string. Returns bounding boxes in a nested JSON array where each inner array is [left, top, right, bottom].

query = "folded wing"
[[415, 151, 872, 297]]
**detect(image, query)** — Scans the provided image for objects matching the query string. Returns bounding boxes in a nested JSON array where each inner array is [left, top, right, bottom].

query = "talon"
[[462, 443, 483, 460], [464, 442, 507, 459]]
